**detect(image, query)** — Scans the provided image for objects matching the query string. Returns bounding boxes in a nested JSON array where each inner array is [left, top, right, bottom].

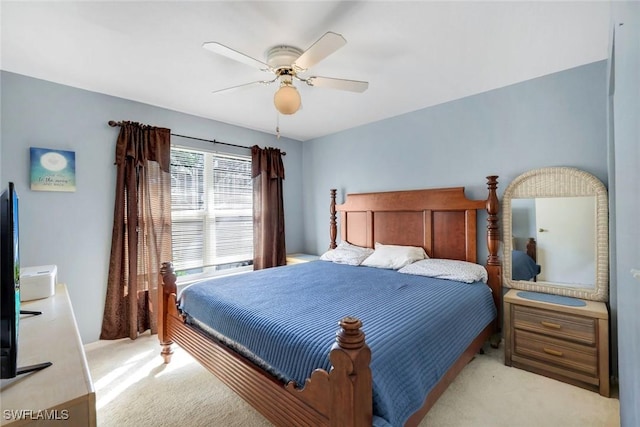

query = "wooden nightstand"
[[504, 289, 609, 397], [286, 253, 320, 265]]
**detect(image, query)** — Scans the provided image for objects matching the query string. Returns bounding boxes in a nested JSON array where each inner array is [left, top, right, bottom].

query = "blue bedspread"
[[179, 261, 496, 426]]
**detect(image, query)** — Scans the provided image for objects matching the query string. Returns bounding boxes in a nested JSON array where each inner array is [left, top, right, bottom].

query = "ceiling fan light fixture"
[[273, 82, 301, 115]]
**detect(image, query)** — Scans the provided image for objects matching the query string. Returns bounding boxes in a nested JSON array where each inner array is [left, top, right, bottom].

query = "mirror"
[[503, 167, 609, 301]]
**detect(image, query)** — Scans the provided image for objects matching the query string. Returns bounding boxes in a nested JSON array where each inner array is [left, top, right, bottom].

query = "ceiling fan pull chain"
[[276, 113, 281, 139]]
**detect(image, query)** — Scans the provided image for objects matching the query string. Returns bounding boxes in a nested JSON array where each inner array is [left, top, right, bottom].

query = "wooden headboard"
[[328, 177, 502, 327]]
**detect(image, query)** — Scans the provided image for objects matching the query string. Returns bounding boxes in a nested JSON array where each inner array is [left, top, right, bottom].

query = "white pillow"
[[361, 243, 427, 270], [398, 258, 488, 283], [319, 241, 374, 266]]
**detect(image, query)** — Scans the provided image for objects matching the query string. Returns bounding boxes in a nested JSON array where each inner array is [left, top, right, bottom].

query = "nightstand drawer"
[[513, 305, 596, 345], [514, 329, 597, 376]]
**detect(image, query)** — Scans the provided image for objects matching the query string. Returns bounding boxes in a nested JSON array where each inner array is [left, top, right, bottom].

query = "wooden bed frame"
[[158, 176, 501, 427]]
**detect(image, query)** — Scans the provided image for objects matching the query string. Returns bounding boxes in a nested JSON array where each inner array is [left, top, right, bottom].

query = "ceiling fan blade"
[[306, 76, 369, 93], [293, 32, 347, 72], [211, 78, 277, 95], [203, 42, 272, 72]]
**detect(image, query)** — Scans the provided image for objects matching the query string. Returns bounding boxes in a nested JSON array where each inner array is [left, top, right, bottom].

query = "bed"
[[158, 177, 502, 427]]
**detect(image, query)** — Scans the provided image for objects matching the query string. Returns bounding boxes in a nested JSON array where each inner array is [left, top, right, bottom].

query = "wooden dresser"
[[0, 284, 96, 426], [504, 289, 609, 397]]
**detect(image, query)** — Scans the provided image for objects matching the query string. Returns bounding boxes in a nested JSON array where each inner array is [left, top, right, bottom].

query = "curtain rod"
[[107, 120, 285, 156]]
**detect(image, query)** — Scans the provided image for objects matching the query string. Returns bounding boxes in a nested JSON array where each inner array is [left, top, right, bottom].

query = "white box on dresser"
[[20, 265, 57, 302]]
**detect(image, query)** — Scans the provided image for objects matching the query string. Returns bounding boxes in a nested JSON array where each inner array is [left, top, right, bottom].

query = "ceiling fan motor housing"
[[266, 46, 303, 72]]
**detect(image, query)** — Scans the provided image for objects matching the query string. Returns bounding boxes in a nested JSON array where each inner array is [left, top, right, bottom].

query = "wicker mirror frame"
[[503, 167, 609, 301]]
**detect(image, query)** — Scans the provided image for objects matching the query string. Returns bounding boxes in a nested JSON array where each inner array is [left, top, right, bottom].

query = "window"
[[170, 147, 253, 282]]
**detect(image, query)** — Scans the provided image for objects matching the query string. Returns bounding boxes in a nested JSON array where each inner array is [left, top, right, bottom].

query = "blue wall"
[[0, 71, 304, 343], [302, 61, 608, 259]]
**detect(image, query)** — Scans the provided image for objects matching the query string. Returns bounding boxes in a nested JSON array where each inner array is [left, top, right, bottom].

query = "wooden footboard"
[[158, 262, 372, 427], [158, 263, 493, 427]]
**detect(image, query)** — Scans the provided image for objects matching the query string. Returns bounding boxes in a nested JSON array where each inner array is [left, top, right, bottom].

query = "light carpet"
[[85, 333, 619, 427]]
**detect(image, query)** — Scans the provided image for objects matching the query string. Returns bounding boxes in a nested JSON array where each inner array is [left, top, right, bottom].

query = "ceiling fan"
[[202, 31, 369, 115]]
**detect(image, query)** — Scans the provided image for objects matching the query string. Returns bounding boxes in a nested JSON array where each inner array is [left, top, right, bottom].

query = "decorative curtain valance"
[[251, 146, 285, 180], [113, 121, 171, 171]]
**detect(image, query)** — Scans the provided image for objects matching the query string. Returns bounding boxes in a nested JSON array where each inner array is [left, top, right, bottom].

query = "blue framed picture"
[[30, 147, 76, 192]]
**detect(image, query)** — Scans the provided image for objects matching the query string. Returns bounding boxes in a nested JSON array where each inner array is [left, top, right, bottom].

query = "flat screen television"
[[0, 182, 50, 379], [1, 182, 20, 379]]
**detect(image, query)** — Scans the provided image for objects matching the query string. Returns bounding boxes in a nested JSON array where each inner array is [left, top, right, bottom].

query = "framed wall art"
[[30, 147, 76, 192]]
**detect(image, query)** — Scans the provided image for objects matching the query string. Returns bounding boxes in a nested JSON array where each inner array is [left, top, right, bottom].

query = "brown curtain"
[[100, 121, 172, 340], [251, 145, 286, 270]]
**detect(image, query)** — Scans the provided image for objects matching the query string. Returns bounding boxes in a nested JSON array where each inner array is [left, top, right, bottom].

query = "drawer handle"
[[540, 321, 561, 329], [543, 348, 564, 357]]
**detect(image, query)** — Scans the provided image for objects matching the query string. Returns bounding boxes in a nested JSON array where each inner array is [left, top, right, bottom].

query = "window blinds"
[[170, 148, 253, 277]]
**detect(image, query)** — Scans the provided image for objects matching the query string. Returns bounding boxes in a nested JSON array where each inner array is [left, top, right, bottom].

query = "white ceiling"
[[1, 1, 611, 141]]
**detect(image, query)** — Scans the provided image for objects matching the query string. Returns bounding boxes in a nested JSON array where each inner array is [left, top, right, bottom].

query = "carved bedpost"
[[329, 317, 372, 427], [329, 189, 337, 249], [485, 176, 502, 341], [159, 262, 177, 364], [526, 237, 537, 262], [527, 238, 538, 282], [485, 176, 500, 266]]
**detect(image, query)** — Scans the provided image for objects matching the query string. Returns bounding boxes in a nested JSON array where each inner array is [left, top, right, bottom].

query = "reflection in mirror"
[[502, 167, 609, 302], [511, 197, 596, 287]]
